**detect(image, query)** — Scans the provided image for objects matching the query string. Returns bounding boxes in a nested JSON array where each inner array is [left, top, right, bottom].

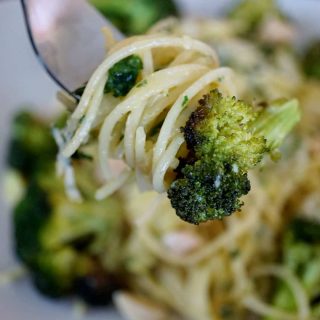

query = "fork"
[[20, 0, 123, 99]]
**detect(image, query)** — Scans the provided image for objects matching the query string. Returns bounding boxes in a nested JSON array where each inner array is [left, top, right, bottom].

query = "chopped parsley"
[[181, 95, 189, 108], [104, 55, 143, 97]]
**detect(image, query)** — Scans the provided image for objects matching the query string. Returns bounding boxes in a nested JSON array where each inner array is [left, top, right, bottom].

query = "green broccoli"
[[10, 111, 126, 301], [13, 180, 51, 265], [13, 179, 75, 297], [229, 0, 279, 35], [74, 259, 121, 306], [168, 160, 251, 224], [303, 41, 320, 79], [13, 171, 125, 299], [90, 0, 178, 35], [167, 90, 300, 224], [7, 111, 57, 178], [270, 218, 320, 318], [31, 248, 77, 298], [13, 176, 125, 299], [104, 55, 143, 97]]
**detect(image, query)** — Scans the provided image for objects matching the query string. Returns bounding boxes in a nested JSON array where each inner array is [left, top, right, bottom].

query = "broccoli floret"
[[13, 179, 74, 297], [13, 170, 125, 297], [8, 109, 126, 300], [32, 248, 77, 298], [13, 180, 51, 265], [229, 0, 279, 35], [303, 41, 320, 79], [90, 0, 178, 35], [167, 90, 300, 224], [183, 91, 267, 170], [11, 111, 126, 300], [7, 111, 57, 178], [13, 175, 125, 299], [168, 160, 250, 224], [13, 180, 73, 297], [104, 55, 143, 97], [41, 191, 124, 268], [270, 218, 320, 316]]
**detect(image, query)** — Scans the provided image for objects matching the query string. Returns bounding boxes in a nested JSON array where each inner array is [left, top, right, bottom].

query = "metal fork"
[[20, 0, 123, 99]]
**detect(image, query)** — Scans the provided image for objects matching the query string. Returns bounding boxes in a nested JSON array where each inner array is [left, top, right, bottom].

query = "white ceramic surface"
[[0, 1, 320, 319]]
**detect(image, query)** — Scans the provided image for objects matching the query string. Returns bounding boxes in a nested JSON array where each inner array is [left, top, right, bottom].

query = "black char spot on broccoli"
[[75, 263, 121, 306], [13, 180, 76, 298], [90, 0, 179, 35]]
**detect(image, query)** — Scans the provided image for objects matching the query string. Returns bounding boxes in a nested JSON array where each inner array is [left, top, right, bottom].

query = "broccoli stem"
[[252, 99, 300, 150]]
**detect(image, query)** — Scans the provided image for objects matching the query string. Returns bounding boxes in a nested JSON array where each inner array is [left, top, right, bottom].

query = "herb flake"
[[182, 95, 189, 108]]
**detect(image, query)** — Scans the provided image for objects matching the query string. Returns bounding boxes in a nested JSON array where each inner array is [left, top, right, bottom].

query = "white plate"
[[1, 1, 320, 319]]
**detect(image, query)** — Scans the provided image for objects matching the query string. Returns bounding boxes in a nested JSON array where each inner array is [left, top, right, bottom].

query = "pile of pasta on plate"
[[5, 1, 320, 319]]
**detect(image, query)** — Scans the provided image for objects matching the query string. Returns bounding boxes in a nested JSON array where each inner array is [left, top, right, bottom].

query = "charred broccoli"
[[90, 0, 178, 35], [9, 111, 126, 302], [167, 90, 300, 224], [270, 218, 320, 317]]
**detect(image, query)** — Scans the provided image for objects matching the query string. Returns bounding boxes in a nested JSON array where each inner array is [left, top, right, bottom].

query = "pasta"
[[5, 0, 320, 319], [57, 34, 237, 199], [46, 8, 320, 320], [106, 18, 318, 320]]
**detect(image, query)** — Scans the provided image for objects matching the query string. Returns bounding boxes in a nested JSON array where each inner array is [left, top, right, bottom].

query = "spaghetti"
[[51, 14, 320, 320], [57, 34, 236, 199]]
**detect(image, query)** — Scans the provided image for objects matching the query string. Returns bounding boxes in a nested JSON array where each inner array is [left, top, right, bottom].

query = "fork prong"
[[20, 0, 123, 98]]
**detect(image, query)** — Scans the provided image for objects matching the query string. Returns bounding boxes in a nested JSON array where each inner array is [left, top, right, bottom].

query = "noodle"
[[61, 35, 218, 155], [56, 35, 234, 200], [51, 13, 320, 320], [249, 265, 311, 320]]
